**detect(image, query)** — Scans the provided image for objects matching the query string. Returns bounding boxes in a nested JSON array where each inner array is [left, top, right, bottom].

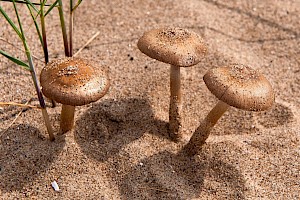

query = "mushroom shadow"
[[212, 102, 294, 136], [212, 108, 258, 135], [74, 98, 169, 162], [115, 147, 246, 199], [254, 102, 294, 128], [0, 124, 65, 192]]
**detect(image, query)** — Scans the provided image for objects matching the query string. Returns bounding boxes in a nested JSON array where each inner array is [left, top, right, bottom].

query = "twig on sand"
[[73, 31, 100, 57], [138, 186, 170, 193], [0, 101, 41, 109], [0, 99, 34, 136]]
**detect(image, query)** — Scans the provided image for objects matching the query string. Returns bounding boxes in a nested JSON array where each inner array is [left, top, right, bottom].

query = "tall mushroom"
[[137, 27, 207, 142], [40, 57, 110, 133], [183, 64, 275, 156]]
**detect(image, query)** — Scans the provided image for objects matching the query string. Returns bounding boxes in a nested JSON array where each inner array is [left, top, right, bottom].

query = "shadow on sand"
[[74, 98, 170, 162], [209, 101, 294, 136], [116, 146, 246, 200], [0, 124, 65, 192]]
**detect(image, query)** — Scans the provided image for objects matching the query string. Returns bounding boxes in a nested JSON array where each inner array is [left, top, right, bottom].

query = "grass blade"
[[71, 0, 82, 12], [57, 0, 70, 56], [39, 0, 49, 63], [1, 0, 53, 6], [23, 0, 39, 13], [0, 49, 30, 70], [2, 0, 55, 140], [0, 6, 22, 39], [26, 4, 43, 49], [45, 0, 59, 17], [12, 0, 25, 41], [69, 0, 73, 56]]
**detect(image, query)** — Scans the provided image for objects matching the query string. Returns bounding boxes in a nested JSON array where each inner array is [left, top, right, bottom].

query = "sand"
[[0, 0, 299, 199]]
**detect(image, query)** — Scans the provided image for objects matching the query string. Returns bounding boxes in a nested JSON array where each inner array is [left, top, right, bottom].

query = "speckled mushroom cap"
[[137, 27, 207, 67], [40, 57, 110, 106], [203, 64, 275, 111]]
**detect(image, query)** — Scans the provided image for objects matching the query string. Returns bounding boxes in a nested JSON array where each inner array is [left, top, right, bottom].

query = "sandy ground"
[[0, 0, 299, 199]]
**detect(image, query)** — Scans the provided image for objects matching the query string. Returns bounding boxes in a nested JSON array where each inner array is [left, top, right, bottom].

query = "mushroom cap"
[[137, 27, 207, 67], [40, 57, 110, 106], [203, 64, 275, 111]]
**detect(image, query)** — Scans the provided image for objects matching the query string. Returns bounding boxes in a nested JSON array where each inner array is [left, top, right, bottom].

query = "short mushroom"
[[183, 64, 275, 156], [40, 57, 110, 133], [137, 27, 207, 142]]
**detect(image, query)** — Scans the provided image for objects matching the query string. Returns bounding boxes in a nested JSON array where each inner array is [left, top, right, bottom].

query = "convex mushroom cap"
[[40, 57, 110, 106], [137, 27, 207, 67], [204, 64, 275, 111]]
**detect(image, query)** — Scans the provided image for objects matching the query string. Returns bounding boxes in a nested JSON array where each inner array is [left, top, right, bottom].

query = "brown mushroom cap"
[[40, 57, 110, 106], [203, 64, 275, 111], [137, 27, 207, 67]]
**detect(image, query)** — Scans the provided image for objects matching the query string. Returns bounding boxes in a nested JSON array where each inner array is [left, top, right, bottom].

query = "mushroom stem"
[[183, 100, 230, 156], [169, 64, 183, 142], [60, 104, 75, 134]]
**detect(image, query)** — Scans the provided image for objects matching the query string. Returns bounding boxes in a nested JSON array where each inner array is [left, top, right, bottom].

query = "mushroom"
[[40, 57, 110, 133], [183, 64, 275, 156], [137, 27, 207, 142]]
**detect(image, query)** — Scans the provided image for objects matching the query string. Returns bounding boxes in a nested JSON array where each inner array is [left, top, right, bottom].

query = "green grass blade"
[[1, 0, 53, 6], [23, 0, 39, 13], [0, 49, 30, 70], [0, 6, 22, 39], [71, 0, 82, 11], [39, 0, 49, 63], [45, 0, 58, 16], [57, 0, 70, 56], [26, 4, 43, 48], [2, 0, 55, 139], [12, 0, 26, 41]]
